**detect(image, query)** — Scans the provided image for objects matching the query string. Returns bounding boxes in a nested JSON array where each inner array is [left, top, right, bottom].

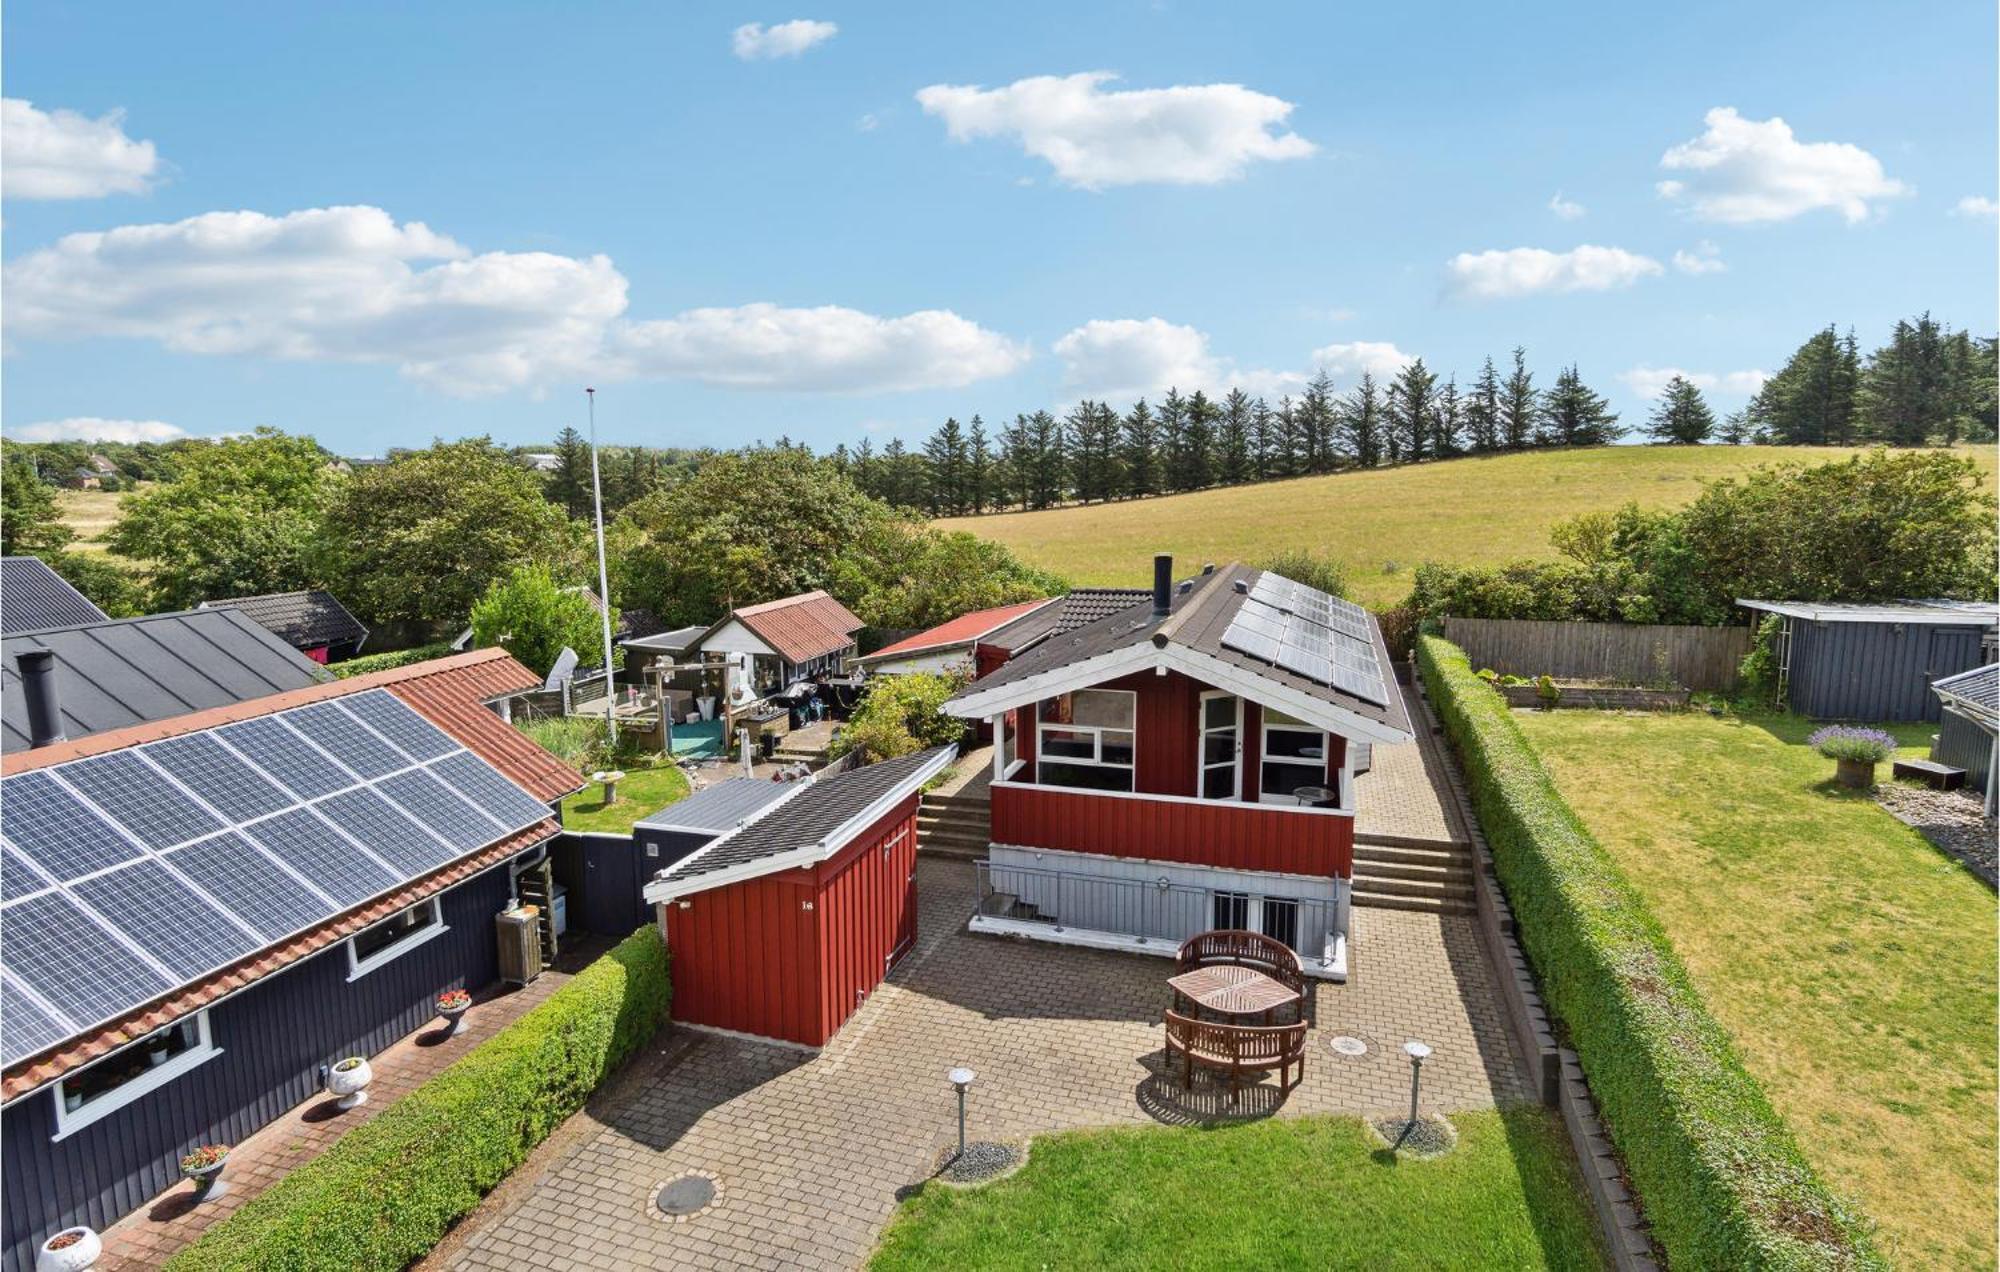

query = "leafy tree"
[[2, 454, 74, 556], [837, 524, 1063, 629], [1645, 375, 1717, 444], [1119, 399, 1159, 498], [828, 669, 969, 763], [469, 563, 612, 678], [1338, 372, 1384, 467], [45, 552, 145, 618], [106, 428, 334, 611], [1501, 347, 1538, 450], [1540, 364, 1623, 446], [316, 437, 578, 636]]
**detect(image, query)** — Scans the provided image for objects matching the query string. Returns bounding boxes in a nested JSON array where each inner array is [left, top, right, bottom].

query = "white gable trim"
[[942, 642, 1160, 719], [699, 618, 777, 658]]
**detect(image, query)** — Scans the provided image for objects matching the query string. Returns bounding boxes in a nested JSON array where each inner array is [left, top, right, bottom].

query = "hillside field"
[[936, 445, 1999, 606], [54, 485, 139, 554]]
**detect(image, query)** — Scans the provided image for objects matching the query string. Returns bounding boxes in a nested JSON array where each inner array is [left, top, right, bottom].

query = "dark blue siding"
[[1, 861, 514, 1272], [1787, 620, 1990, 722], [571, 828, 713, 937], [1933, 711, 1995, 793]]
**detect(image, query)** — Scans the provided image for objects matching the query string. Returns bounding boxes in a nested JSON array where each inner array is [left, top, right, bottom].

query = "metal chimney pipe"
[[1151, 555, 1173, 617], [17, 650, 66, 748]]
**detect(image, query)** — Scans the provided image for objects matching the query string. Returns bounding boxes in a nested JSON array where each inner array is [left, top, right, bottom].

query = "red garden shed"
[[643, 747, 956, 1047]]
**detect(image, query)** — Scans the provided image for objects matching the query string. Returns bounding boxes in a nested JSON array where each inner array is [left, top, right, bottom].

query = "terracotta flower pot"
[[1835, 758, 1877, 789]]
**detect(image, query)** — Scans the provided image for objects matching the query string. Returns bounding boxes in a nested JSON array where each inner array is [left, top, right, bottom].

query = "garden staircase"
[[1351, 832, 1476, 916], [917, 789, 992, 861]]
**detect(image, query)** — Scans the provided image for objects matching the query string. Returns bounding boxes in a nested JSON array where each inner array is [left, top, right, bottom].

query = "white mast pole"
[[586, 388, 618, 749]]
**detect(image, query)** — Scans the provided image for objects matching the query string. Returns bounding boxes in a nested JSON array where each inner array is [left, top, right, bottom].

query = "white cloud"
[[1547, 192, 1586, 220], [9, 417, 188, 443], [1657, 107, 1908, 224], [856, 113, 879, 132], [1952, 195, 1999, 221], [615, 304, 1028, 392], [915, 72, 1314, 189], [1617, 365, 1768, 399], [1671, 240, 1727, 274], [1050, 317, 1306, 401], [1444, 245, 1663, 300], [731, 19, 837, 60], [2, 97, 161, 200], [4, 204, 1028, 396], [1309, 340, 1414, 381]]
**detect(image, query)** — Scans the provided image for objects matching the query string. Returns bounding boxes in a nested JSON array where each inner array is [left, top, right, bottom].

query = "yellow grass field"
[[54, 485, 139, 554], [936, 445, 1999, 606]]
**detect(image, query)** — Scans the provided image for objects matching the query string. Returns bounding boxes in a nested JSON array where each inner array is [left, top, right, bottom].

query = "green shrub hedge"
[[166, 925, 671, 1272], [330, 641, 456, 679], [1416, 634, 1879, 1270]]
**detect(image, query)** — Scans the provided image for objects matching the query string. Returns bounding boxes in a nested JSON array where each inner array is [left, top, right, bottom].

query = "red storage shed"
[[644, 747, 956, 1047]]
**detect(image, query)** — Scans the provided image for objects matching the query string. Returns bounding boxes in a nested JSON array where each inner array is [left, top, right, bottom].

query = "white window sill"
[[346, 922, 451, 982], [52, 1045, 224, 1141]]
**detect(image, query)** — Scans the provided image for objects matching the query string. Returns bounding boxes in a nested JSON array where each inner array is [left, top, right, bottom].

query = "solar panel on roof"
[[214, 716, 358, 800], [0, 843, 52, 903], [316, 787, 458, 876], [0, 892, 173, 1037], [245, 808, 399, 907], [1221, 572, 1392, 707], [165, 832, 334, 942], [72, 859, 259, 980], [58, 751, 225, 850], [284, 701, 411, 779], [377, 768, 504, 853], [145, 732, 295, 823], [1, 975, 73, 1056], [426, 752, 551, 831], [337, 690, 461, 761], [0, 771, 145, 880]]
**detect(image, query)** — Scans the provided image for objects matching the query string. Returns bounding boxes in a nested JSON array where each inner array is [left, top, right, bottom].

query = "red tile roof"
[[858, 599, 1057, 664], [726, 590, 864, 664]]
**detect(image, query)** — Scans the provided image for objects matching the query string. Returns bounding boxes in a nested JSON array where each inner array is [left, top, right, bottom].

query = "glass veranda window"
[[1036, 690, 1135, 791]]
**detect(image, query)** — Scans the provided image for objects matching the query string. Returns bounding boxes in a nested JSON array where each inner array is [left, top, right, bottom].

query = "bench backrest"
[[1176, 929, 1306, 995], [1164, 1010, 1306, 1063]]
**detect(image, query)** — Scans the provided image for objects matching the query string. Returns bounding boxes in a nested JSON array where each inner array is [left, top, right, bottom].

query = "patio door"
[[1198, 691, 1241, 799]]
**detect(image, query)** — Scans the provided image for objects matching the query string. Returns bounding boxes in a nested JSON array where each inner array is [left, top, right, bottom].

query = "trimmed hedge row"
[[1417, 634, 1879, 1270], [330, 641, 456, 679], [166, 925, 671, 1272]]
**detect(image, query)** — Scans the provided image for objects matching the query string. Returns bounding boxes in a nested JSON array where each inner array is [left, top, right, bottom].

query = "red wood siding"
[[812, 796, 919, 1043], [991, 783, 1353, 878]]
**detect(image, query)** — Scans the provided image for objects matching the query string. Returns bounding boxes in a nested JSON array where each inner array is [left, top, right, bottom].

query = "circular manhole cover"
[[655, 1175, 717, 1217], [1329, 1035, 1369, 1056]]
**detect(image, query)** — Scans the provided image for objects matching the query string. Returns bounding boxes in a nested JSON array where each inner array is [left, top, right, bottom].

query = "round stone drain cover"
[[1329, 1035, 1369, 1057], [655, 1175, 716, 1217]]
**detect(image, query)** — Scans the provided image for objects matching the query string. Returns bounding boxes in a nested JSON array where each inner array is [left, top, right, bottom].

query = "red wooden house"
[[642, 747, 955, 1046], [943, 557, 1412, 980]]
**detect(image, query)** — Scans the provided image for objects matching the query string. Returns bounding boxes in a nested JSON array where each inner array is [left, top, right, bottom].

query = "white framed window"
[[1259, 708, 1333, 805], [345, 898, 448, 981], [1036, 689, 1136, 793], [1197, 691, 1242, 800], [53, 1012, 220, 1140]]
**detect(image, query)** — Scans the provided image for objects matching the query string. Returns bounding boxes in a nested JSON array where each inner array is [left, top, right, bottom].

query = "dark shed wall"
[[1, 862, 513, 1272], [1933, 712, 1995, 793], [1789, 621, 1990, 722], [580, 828, 714, 937]]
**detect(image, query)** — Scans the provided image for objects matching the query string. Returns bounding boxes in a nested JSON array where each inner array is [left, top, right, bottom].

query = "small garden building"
[[1931, 662, 1998, 815], [202, 589, 372, 664], [1737, 598, 1999, 722]]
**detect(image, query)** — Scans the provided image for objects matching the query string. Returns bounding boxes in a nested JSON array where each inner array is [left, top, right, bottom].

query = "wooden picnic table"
[[1167, 964, 1301, 1021]]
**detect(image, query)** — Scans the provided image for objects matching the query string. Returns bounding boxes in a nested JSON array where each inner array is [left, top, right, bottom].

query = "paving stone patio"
[[443, 857, 1529, 1272]]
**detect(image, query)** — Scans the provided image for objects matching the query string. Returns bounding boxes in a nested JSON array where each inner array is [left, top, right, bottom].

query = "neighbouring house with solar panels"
[[940, 557, 1414, 981], [0, 649, 582, 1271], [200, 589, 372, 664]]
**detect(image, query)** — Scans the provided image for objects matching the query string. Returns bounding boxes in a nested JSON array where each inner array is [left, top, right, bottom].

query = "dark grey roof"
[[2, 609, 329, 753], [1934, 663, 1999, 724], [983, 588, 1151, 653], [656, 747, 951, 889], [636, 778, 796, 834], [203, 589, 369, 650], [625, 624, 710, 653], [1, 557, 108, 634], [1737, 598, 1999, 626], [960, 563, 1410, 737]]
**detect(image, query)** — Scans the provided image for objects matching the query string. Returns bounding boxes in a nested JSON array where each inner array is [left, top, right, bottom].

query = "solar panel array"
[[1220, 573, 1391, 707], [0, 688, 551, 1067]]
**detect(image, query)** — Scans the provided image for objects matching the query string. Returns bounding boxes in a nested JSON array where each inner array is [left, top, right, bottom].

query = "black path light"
[[948, 1066, 976, 1161]]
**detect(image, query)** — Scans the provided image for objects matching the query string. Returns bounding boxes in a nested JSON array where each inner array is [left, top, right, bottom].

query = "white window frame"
[[1035, 689, 1137, 791], [52, 1011, 221, 1141], [1258, 708, 1332, 806], [345, 898, 449, 982], [1196, 690, 1242, 801]]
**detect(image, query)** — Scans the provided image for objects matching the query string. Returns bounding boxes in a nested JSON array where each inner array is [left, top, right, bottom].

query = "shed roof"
[[711, 590, 864, 664], [1737, 598, 2000, 626], [636, 777, 796, 834], [2, 608, 328, 754], [624, 624, 711, 654], [1933, 662, 1999, 728], [981, 588, 1151, 655], [202, 589, 370, 650], [0, 557, 108, 634], [857, 598, 1057, 666], [645, 747, 954, 901]]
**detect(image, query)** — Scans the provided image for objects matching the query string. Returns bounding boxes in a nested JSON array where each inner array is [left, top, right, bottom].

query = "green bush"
[[1416, 634, 1880, 1270], [330, 641, 455, 679], [167, 926, 670, 1272]]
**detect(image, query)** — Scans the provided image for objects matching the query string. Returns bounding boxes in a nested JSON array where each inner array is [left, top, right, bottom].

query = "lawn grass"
[[871, 1108, 1605, 1271], [1515, 708, 1999, 1270], [935, 444, 1998, 605], [558, 761, 691, 834]]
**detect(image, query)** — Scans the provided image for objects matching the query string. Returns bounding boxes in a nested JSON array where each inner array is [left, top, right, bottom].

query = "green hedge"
[[1416, 634, 1879, 1270], [166, 926, 670, 1272], [330, 641, 456, 679]]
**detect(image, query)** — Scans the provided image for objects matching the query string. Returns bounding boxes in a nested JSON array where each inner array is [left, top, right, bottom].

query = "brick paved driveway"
[[445, 858, 1528, 1272]]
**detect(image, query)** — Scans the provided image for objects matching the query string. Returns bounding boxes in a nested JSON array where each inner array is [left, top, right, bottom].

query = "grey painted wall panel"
[[1933, 712, 1995, 793], [1787, 620, 1990, 722]]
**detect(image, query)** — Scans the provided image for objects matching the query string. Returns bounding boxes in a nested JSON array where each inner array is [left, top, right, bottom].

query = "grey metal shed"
[[1931, 663, 1997, 812], [1737, 599, 1999, 723]]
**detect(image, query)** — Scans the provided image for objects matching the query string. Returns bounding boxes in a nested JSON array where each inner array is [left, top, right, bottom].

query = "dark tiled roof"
[[657, 747, 950, 887], [1934, 663, 1999, 722], [204, 589, 369, 650], [0, 557, 108, 634], [636, 778, 796, 833], [981, 588, 1151, 654], [2, 609, 328, 753]]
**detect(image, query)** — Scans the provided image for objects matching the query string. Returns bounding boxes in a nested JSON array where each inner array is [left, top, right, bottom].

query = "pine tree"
[[851, 437, 879, 499], [1755, 325, 1859, 445], [1298, 371, 1338, 472], [1644, 375, 1716, 444], [1466, 356, 1502, 452], [1339, 372, 1384, 467], [1000, 415, 1034, 509], [1024, 410, 1066, 508], [1156, 389, 1190, 491], [1274, 397, 1303, 475], [1859, 314, 1955, 446], [966, 415, 993, 513], [1541, 365, 1623, 446], [1179, 390, 1219, 491], [547, 427, 590, 519], [1501, 347, 1537, 451], [922, 417, 969, 514], [1120, 398, 1159, 498], [1386, 359, 1439, 463], [1718, 409, 1751, 445], [1218, 389, 1253, 485], [1382, 381, 1405, 464], [1066, 401, 1114, 503], [1250, 397, 1281, 480], [1434, 376, 1464, 458]]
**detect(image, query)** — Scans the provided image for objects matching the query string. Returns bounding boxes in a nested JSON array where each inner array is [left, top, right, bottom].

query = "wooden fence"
[[1442, 617, 1752, 692]]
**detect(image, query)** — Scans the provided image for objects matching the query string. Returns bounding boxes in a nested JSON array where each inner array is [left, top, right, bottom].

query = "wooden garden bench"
[[1176, 930, 1307, 1016], [1163, 1009, 1307, 1102]]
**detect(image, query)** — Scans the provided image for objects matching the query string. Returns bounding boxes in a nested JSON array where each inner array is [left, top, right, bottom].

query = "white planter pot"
[[438, 1006, 470, 1038], [36, 1226, 100, 1272], [326, 1057, 373, 1110]]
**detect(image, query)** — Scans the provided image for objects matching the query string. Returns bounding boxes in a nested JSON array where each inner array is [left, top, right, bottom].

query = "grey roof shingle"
[[2, 609, 329, 753], [202, 589, 369, 651], [981, 587, 1151, 653], [636, 778, 796, 834], [1, 558, 108, 634], [1934, 662, 1999, 724]]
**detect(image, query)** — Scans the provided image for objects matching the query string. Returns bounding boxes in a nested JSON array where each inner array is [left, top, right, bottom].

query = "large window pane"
[[1264, 728, 1325, 762], [1202, 695, 1236, 730], [1039, 760, 1133, 792], [1039, 728, 1095, 760], [1262, 762, 1331, 801], [1202, 735, 1236, 765], [1071, 690, 1134, 729], [1202, 766, 1236, 799], [1099, 731, 1135, 765]]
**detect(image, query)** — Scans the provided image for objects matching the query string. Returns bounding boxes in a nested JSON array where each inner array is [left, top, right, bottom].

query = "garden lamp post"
[[948, 1067, 976, 1160], [1403, 1040, 1431, 1133]]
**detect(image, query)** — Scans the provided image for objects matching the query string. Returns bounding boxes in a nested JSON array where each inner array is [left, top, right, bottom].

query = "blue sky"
[[3, 1, 1994, 456]]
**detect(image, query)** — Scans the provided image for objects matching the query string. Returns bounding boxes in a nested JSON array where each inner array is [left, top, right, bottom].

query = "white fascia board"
[[942, 643, 1160, 718], [1161, 645, 1414, 745]]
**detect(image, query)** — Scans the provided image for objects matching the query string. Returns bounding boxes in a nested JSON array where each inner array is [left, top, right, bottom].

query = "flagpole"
[[586, 388, 618, 749]]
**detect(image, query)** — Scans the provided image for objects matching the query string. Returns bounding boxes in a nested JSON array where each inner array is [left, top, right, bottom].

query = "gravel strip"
[[1875, 783, 1998, 889], [935, 1141, 1021, 1185]]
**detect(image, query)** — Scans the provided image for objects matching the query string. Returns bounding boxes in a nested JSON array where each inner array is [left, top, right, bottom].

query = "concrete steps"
[[1352, 834, 1475, 916], [918, 791, 991, 861]]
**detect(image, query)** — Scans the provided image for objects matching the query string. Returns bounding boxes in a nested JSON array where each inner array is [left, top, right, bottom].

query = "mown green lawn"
[[871, 1109, 1604, 1271], [558, 761, 690, 834], [1516, 708, 1999, 1270]]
